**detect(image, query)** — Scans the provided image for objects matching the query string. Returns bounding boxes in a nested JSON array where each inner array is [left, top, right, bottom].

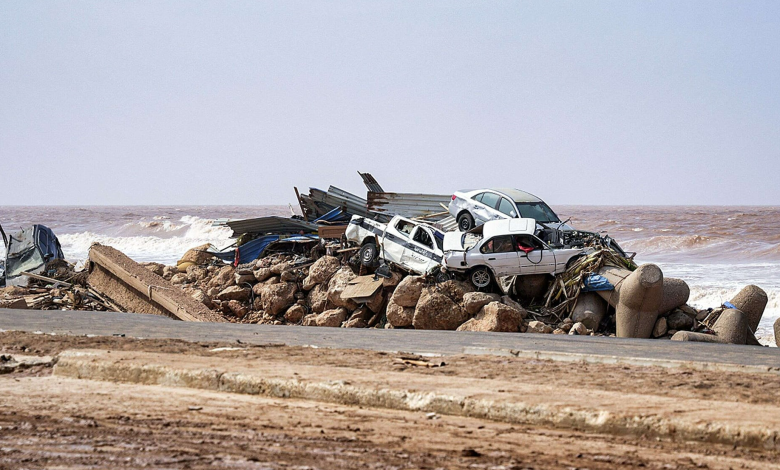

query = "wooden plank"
[[341, 275, 383, 300], [318, 225, 348, 239], [21, 271, 73, 288]]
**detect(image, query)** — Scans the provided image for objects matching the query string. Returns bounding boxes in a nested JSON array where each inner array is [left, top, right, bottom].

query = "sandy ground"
[[1, 331, 779, 469]]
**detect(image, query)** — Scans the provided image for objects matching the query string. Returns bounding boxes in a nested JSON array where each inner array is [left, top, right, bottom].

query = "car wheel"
[[434, 269, 451, 284], [359, 243, 378, 266], [457, 212, 475, 232], [469, 267, 492, 289]]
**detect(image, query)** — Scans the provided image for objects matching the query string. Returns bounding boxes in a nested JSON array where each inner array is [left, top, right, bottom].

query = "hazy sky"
[[2, 1, 778, 206]]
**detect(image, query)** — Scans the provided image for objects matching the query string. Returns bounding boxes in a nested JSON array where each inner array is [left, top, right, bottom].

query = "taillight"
[[451, 194, 456, 201]]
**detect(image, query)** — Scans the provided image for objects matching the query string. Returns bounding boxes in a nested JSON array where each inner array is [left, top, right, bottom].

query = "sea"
[[1, 205, 777, 346]]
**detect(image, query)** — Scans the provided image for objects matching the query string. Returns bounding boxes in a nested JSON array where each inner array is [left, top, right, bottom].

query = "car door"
[[474, 192, 501, 224], [513, 235, 540, 275], [403, 226, 439, 274], [528, 235, 557, 274], [383, 219, 414, 265], [479, 235, 520, 276]]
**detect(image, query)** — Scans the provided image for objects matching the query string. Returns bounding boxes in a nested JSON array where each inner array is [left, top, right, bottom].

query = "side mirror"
[[510, 210, 516, 217]]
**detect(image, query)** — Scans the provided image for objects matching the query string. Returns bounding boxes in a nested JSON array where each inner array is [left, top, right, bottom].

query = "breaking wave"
[[58, 216, 234, 265]]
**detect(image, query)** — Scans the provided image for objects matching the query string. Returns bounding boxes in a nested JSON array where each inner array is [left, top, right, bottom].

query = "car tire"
[[457, 212, 475, 232], [434, 269, 451, 284], [359, 243, 378, 266], [469, 266, 492, 289]]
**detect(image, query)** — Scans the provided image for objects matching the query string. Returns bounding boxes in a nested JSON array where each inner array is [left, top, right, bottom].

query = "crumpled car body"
[[448, 188, 573, 232], [345, 215, 445, 276], [442, 218, 588, 287], [1, 224, 64, 287]]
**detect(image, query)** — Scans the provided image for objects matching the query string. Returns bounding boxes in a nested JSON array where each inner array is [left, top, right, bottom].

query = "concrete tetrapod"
[[670, 331, 727, 343], [596, 264, 664, 339], [775, 317, 780, 347], [658, 278, 690, 314], [711, 309, 749, 345], [729, 285, 768, 333]]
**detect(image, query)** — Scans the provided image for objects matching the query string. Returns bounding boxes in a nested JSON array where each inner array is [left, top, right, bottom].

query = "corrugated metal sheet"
[[358, 172, 384, 193], [226, 216, 318, 237], [367, 192, 452, 220]]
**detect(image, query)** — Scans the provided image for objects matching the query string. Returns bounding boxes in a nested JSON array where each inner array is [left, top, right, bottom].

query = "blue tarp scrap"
[[582, 273, 614, 292], [210, 234, 320, 265]]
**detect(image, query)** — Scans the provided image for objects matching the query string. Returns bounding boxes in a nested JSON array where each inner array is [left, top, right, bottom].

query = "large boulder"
[[302, 256, 341, 290], [217, 285, 250, 302], [303, 307, 348, 327], [327, 267, 359, 310], [570, 293, 607, 331], [456, 301, 523, 332], [178, 243, 214, 267], [412, 288, 468, 330], [253, 267, 273, 282], [729, 285, 768, 333], [208, 266, 235, 289], [462, 292, 501, 315], [712, 309, 749, 345], [284, 304, 306, 324], [436, 279, 474, 304], [391, 276, 425, 307], [659, 278, 690, 314], [262, 282, 298, 316], [307, 283, 329, 314], [386, 298, 414, 327]]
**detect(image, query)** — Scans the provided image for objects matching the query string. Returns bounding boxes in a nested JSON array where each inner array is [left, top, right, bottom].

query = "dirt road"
[[1, 332, 779, 469]]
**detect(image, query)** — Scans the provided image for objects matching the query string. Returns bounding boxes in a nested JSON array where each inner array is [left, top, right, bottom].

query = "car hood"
[[443, 232, 466, 252]]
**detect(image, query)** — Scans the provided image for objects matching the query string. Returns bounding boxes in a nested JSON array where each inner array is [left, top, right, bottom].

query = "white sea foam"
[[58, 216, 234, 265]]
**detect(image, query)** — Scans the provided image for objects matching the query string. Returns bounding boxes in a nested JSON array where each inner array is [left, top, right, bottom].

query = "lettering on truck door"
[[386, 219, 414, 267], [407, 226, 438, 274]]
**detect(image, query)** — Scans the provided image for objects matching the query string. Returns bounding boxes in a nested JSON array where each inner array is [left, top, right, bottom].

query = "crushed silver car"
[[1, 224, 64, 287]]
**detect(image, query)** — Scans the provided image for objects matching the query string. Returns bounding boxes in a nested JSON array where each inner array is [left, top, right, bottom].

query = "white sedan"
[[448, 188, 571, 232], [442, 218, 588, 289]]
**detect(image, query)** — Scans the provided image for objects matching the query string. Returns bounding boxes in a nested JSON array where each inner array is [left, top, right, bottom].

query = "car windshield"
[[462, 233, 482, 252], [514, 202, 560, 223]]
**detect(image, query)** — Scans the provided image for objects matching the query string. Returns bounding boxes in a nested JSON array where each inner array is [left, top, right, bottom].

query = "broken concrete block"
[[659, 278, 690, 314], [391, 276, 424, 307], [712, 308, 749, 345], [570, 292, 607, 331], [456, 301, 523, 332], [462, 292, 501, 315], [526, 321, 553, 334], [670, 331, 727, 343], [412, 288, 468, 330], [729, 285, 768, 333]]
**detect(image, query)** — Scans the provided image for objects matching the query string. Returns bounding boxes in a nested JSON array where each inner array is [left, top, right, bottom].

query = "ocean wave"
[[57, 216, 234, 265]]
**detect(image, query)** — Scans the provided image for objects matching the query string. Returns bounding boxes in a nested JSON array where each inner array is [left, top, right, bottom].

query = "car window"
[[480, 192, 500, 209], [472, 192, 484, 203], [514, 201, 560, 223], [497, 198, 515, 217], [480, 235, 514, 254], [514, 235, 542, 252], [412, 228, 433, 249], [394, 220, 415, 236]]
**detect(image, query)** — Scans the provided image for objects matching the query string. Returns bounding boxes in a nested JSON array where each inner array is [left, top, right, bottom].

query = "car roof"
[[458, 188, 543, 203], [479, 218, 536, 239]]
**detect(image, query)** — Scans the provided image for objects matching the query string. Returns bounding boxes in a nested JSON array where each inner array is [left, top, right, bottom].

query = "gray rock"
[[652, 316, 668, 338], [570, 293, 607, 331], [568, 322, 588, 335], [775, 317, 780, 347], [666, 310, 694, 331]]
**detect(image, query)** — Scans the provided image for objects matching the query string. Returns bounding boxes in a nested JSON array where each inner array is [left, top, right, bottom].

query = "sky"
[[1, 1, 779, 206]]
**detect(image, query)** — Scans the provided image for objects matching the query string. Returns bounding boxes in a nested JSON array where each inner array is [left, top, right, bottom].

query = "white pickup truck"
[[345, 215, 446, 277]]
